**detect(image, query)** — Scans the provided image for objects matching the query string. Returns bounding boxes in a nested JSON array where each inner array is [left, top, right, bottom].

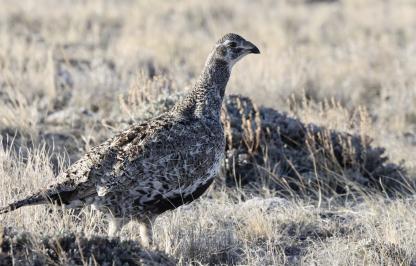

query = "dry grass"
[[1, 0, 416, 265]]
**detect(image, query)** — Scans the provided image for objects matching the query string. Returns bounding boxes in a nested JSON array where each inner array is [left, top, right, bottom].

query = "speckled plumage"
[[0, 33, 259, 246]]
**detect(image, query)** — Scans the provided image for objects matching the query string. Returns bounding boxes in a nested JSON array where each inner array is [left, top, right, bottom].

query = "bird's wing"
[[51, 117, 172, 203], [88, 115, 186, 197]]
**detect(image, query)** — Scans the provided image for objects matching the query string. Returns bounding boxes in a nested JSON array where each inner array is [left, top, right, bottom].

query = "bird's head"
[[207, 33, 260, 68]]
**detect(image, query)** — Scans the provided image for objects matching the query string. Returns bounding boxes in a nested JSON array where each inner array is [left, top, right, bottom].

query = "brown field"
[[1, 0, 416, 265]]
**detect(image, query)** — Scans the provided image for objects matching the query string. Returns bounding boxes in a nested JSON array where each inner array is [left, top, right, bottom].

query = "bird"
[[0, 33, 260, 247]]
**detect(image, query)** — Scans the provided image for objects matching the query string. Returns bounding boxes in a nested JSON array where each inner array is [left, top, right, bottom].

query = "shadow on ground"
[[221, 95, 411, 197], [0, 226, 175, 266]]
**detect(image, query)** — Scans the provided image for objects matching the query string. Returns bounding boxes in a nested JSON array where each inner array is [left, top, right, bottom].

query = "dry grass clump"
[[222, 95, 412, 197], [118, 71, 180, 122], [303, 199, 416, 265], [0, 87, 40, 137]]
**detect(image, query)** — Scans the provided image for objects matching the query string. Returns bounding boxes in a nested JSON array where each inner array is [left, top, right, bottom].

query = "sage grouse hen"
[[0, 33, 260, 247]]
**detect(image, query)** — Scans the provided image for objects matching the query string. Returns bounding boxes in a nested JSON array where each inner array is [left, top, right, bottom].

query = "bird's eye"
[[228, 42, 237, 48]]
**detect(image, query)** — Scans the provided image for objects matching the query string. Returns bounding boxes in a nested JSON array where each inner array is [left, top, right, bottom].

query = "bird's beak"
[[245, 41, 260, 54]]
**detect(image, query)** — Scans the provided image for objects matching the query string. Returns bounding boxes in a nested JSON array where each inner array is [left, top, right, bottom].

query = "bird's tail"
[[0, 193, 49, 214], [1, 180, 87, 214]]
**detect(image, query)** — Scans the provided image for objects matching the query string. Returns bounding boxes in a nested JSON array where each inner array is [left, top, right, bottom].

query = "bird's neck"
[[172, 58, 231, 120]]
